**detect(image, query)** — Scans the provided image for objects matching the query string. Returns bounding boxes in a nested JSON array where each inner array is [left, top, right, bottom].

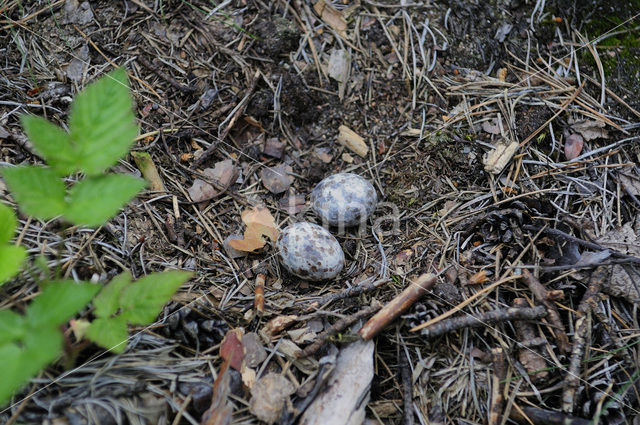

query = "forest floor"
[[1, 0, 640, 424]]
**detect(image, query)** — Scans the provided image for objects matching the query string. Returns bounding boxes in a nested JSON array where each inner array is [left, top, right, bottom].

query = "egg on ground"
[[276, 222, 344, 281], [310, 173, 377, 227]]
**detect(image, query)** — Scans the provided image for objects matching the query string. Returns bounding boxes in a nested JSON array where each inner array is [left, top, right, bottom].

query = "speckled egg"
[[276, 222, 345, 281], [311, 173, 377, 227]]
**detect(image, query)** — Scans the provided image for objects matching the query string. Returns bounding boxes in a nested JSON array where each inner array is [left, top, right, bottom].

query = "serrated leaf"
[[0, 310, 25, 345], [0, 245, 27, 285], [20, 115, 78, 175], [120, 271, 192, 324], [86, 316, 129, 353], [69, 69, 138, 175], [93, 272, 132, 318], [0, 329, 62, 406], [26, 281, 100, 327], [2, 166, 66, 220], [64, 174, 146, 227], [0, 203, 18, 244], [0, 343, 25, 405]]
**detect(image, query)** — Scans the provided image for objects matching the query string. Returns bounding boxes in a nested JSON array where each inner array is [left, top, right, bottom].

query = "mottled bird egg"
[[311, 173, 378, 227], [276, 222, 345, 281]]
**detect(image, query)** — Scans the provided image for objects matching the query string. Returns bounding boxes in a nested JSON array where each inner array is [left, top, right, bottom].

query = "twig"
[[521, 270, 571, 353], [562, 266, 607, 413], [512, 298, 549, 383], [298, 302, 382, 358], [136, 55, 195, 94], [303, 279, 386, 312], [254, 273, 265, 314], [360, 274, 437, 340], [417, 305, 546, 339], [489, 348, 506, 425], [399, 347, 414, 425], [191, 70, 260, 169], [510, 405, 590, 425]]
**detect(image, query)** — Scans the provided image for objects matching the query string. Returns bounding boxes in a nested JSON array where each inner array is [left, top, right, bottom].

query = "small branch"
[[562, 267, 606, 414], [254, 273, 265, 314], [359, 274, 437, 341], [136, 55, 195, 94], [399, 347, 414, 425], [298, 302, 382, 358], [510, 405, 591, 425], [417, 305, 546, 339], [303, 279, 385, 312], [521, 270, 571, 353], [489, 348, 506, 425], [191, 70, 260, 169], [512, 298, 549, 383]]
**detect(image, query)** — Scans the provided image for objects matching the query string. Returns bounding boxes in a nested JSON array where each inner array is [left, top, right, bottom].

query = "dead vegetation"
[[1, 0, 639, 424]]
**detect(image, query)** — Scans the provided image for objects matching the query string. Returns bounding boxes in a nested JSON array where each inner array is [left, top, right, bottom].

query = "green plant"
[[85, 270, 191, 353], [0, 204, 26, 285], [2, 68, 145, 226], [0, 281, 100, 403], [0, 69, 192, 406]]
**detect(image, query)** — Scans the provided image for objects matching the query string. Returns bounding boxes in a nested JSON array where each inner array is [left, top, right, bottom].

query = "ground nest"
[[1, 0, 639, 424]]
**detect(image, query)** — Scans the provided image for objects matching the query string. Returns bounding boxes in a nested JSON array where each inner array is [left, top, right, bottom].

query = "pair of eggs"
[[276, 173, 377, 281]]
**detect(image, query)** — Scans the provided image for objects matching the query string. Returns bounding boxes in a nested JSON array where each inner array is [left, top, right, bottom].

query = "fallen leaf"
[[228, 207, 278, 252], [481, 117, 503, 135], [242, 332, 267, 368], [314, 147, 333, 163], [483, 141, 518, 174], [262, 137, 285, 159], [337, 125, 368, 157], [249, 373, 296, 424], [564, 133, 584, 160], [220, 328, 244, 371], [223, 234, 247, 259], [188, 160, 239, 202], [279, 194, 306, 214], [260, 165, 293, 194], [569, 119, 609, 141]]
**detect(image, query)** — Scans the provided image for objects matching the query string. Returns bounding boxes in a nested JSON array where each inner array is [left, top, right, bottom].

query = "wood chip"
[[483, 140, 518, 174], [337, 125, 368, 157]]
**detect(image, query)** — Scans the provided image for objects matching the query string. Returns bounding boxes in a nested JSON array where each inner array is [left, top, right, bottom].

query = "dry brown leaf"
[[228, 207, 279, 252], [220, 328, 244, 371], [260, 165, 293, 194], [569, 118, 609, 141], [188, 160, 239, 202], [590, 221, 640, 302]]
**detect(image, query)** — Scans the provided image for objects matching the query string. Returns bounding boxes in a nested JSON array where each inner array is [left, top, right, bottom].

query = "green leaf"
[[86, 316, 129, 353], [64, 174, 146, 227], [68, 68, 138, 175], [20, 115, 78, 175], [0, 203, 18, 244], [120, 271, 192, 324], [26, 281, 100, 327], [0, 329, 62, 406], [2, 166, 66, 220], [0, 310, 25, 345], [0, 245, 27, 285], [0, 343, 26, 405], [93, 272, 132, 318]]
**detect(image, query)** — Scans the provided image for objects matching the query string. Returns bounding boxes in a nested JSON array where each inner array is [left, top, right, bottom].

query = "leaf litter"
[[2, 1, 640, 424]]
